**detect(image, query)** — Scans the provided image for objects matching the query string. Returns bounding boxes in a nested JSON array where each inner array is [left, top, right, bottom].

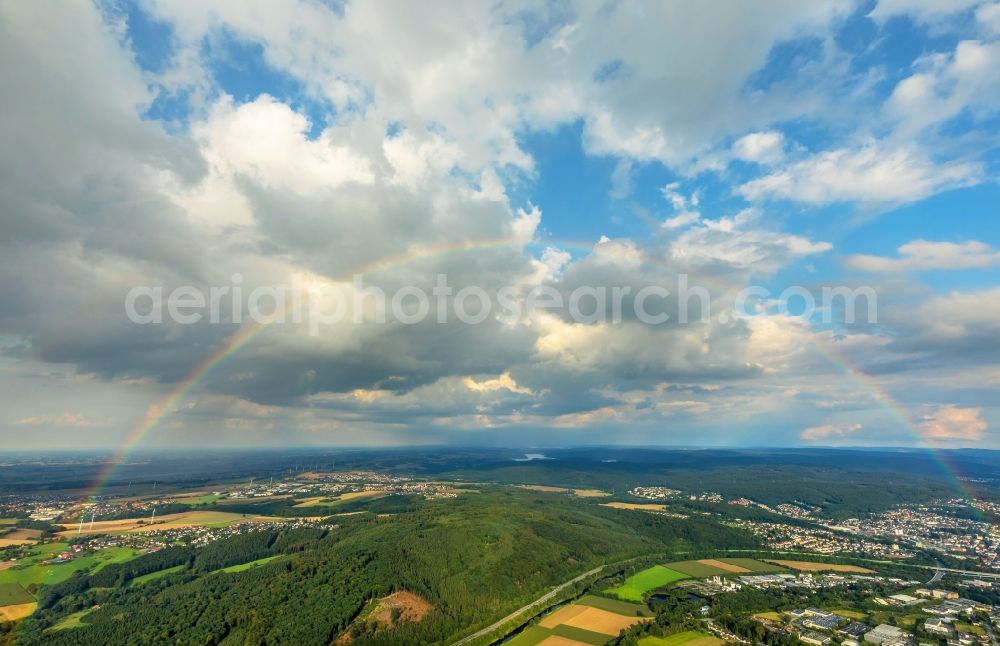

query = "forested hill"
[[13, 490, 756, 645], [6, 448, 995, 515]]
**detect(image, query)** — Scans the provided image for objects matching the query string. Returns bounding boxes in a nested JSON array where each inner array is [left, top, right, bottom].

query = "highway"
[[449, 565, 606, 646], [928, 559, 945, 584]]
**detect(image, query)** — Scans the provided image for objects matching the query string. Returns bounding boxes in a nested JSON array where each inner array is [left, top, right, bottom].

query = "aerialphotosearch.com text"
[[125, 273, 878, 335]]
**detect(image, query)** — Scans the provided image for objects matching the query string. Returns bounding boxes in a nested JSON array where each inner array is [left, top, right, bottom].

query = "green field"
[[131, 564, 187, 585], [662, 558, 781, 578], [293, 492, 385, 508], [506, 626, 550, 646], [181, 494, 222, 506], [606, 565, 688, 601], [0, 545, 144, 587], [638, 630, 724, 646], [717, 558, 786, 573], [505, 596, 651, 645], [578, 594, 654, 616], [0, 582, 34, 605], [217, 555, 282, 573], [505, 623, 610, 646], [48, 609, 95, 631], [549, 624, 609, 645]]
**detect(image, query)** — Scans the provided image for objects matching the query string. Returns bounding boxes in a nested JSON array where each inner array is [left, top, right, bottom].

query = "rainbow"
[[807, 337, 980, 503], [81, 236, 974, 502]]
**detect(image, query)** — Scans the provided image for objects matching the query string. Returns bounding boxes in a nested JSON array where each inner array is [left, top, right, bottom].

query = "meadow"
[[0, 582, 34, 605], [292, 491, 386, 508], [606, 565, 688, 601], [216, 555, 283, 573], [638, 630, 724, 646], [663, 558, 785, 578], [130, 564, 186, 586], [600, 502, 667, 511], [507, 595, 652, 645], [767, 560, 872, 573], [56, 510, 288, 536], [177, 493, 223, 506], [0, 528, 42, 547], [0, 544, 143, 587], [518, 485, 611, 498], [48, 608, 102, 631], [0, 602, 36, 622]]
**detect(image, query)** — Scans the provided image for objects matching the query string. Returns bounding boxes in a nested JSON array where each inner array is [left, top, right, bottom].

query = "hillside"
[[12, 491, 757, 645]]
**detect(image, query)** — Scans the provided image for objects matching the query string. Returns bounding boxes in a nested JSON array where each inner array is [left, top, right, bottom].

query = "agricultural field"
[[571, 489, 611, 498], [712, 558, 784, 573], [0, 528, 42, 547], [55, 510, 289, 536], [638, 630, 724, 646], [507, 625, 599, 646], [577, 595, 654, 616], [0, 582, 36, 623], [292, 491, 386, 508], [0, 545, 144, 587], [601, 502, 667, 511], [178, 493, 222, 506], [0, 602, 36, 622], [0, 582, 34, 606], [540, 602, 651, 635], [767, 560, 873, 573], [509, 596, 651, 645], [130, 564, 187, 586], [606, 565, 688, 601], [48, 609, 93, 631], [217, 555, 283, 574], [519, 485, 611, 498], [663, 558, 785, 578], [695, 559, 751, 573]]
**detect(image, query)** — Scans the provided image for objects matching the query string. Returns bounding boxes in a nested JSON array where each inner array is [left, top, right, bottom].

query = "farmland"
[[540, 605, 649, 636], [638, 630, 724, 646], [177, 493, 222, 506], [0, 582, 34, 605], [0, 528, 42, 547], [55, 510, 289, 536], [216, 555, 283, 573], [0, 582, 36, 623], [766, 560, 873, 573], [606, 565, 688, 601], [663, 558, 785, 578], [292, 491, 386, 507], [0, 544, 144, 587], [131, 564, 186, 585], [508, 596, 652, 645], [577, 595, 655, 616], [519, 485, 611, 498], [696, 558, 750, 573], [0, 602, 36, 622], [601, 502, 667, 511]]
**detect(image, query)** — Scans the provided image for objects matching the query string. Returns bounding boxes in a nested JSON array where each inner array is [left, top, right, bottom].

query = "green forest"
[[4, 490, 759, 645]]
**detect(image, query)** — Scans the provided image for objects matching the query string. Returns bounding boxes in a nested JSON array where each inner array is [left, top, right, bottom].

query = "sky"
[[1, 0, 999, 450]]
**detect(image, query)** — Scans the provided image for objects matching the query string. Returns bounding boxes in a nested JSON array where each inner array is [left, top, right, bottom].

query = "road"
[[721, 549, 1000, 581], [928, 559, 944, 585], [448, 565, 606, 646], [922, 564, 1000, 580]]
